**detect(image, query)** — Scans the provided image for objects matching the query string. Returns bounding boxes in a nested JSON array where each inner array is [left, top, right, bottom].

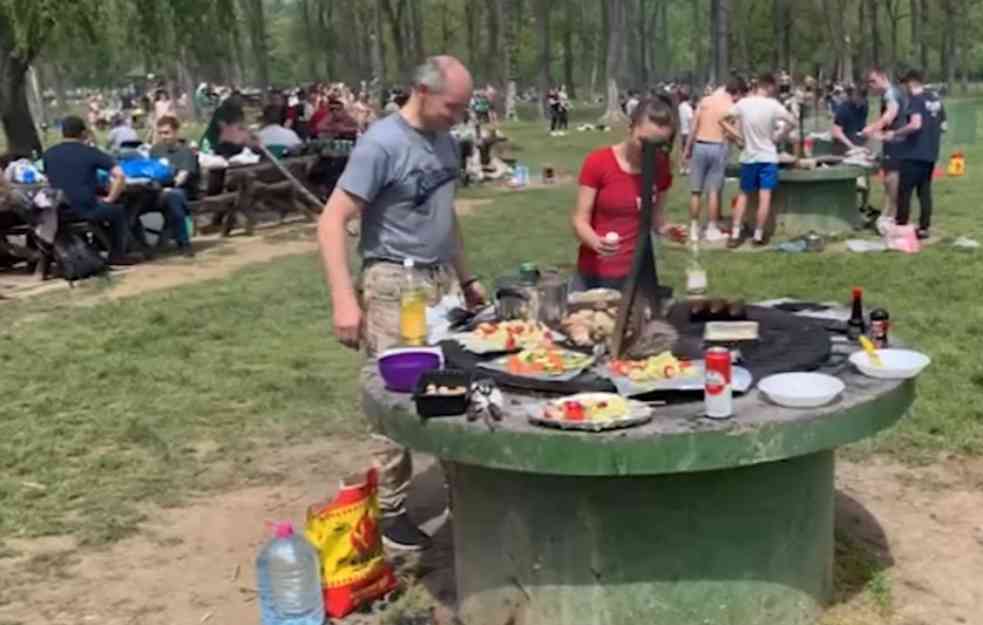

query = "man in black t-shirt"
[[831, 87, 869, 155], [889, 69, 946, 239], [43, 116, 138, 264]]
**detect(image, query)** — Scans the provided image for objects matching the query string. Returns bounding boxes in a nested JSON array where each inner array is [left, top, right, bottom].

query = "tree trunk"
[[858, 0, 869, 72], [868, 0, 881, 68], [910, 0, 918, 57], [241, 0, 271, 88], [714, 0, 730, 84], [636, 0, 648, 88], [578, 0, 595, 98], [465, 2, 481, 78], [370, 0, 385, 101], [694, 0, 705, 85], [919, 0, 928, 73], [411, 0, 426, 66], [659, 1, 670, 81], [381, 0, 411, 81], [772, 0, 791, 71], [534, 0, 552, 119], [942, 0, 955, 88], [504, 0, 519, 120], [563, 0, 577, 98], [487, 0, 503, 86], [601, 0, 626, 124], [0, 51, 42, 156]]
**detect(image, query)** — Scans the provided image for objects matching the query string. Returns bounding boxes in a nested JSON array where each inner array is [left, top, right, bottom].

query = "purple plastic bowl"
[[378, 348, 443, 393]]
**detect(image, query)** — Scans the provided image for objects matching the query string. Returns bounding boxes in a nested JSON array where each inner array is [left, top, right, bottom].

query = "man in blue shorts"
[[720, 73, 797, 248]]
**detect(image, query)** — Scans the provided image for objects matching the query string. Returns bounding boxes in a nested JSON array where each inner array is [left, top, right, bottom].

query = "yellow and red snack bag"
[[305, 469, 399, 618]]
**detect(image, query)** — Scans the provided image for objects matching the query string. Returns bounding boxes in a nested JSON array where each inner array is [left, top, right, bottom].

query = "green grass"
[[2, 102, 983, 544]]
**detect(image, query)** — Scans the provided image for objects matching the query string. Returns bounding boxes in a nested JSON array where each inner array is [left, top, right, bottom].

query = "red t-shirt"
[[576, 147, 673, 278]]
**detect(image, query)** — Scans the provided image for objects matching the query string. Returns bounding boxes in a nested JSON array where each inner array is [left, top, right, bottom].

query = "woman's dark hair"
[[629, 97, 675, 130]]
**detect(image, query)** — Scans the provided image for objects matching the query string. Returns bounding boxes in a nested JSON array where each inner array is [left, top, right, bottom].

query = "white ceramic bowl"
[[849, 349, 931, 379], [758, 372, 846, 408]]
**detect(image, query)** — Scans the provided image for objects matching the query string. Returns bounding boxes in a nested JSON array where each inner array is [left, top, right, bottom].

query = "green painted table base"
[[362, 359, 914, 625], [724, 165, 868, 236], [453, 451, 834, 625]]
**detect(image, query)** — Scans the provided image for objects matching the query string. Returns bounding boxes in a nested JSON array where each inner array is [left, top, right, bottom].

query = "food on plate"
[[561, 309, 617, 347], [608, 351, 697, 382], [424, 384, 468, 396], [543, 394, 629, 422], [466, 320, 553, 351], [506, 346, 593, 376]]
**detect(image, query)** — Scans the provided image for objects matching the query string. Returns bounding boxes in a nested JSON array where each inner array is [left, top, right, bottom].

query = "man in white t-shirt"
[[256, 104, 303, 150], [677, 87, 694, 175], [720, 73, 796, 248]]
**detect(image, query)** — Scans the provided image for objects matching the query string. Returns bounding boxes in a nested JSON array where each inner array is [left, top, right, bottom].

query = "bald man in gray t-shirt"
[[340, 113, 460, 265], [318, 56, 487, 551]]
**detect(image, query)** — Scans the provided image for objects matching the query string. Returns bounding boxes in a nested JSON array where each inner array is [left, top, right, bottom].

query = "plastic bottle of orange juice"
[[399, 259, 428, 346]]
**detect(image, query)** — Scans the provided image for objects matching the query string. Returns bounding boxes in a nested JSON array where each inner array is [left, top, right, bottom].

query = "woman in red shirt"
[[571, 98, 676, 290]]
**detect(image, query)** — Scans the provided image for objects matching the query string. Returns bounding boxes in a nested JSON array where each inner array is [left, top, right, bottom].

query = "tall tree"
[[882, 0, 905, 75], [486, 0, 503, 86], [464, 1, 481, 78], [868, 0, 881, 68], [0, 0, 103, 155], [918, 0, 928, 71], [381, 0, 411, 80], [601, 0, 626, 123], [240, 0, 271, 88], [504, 0, 519, 119], [533, 0, 552, 118], [711, 0, 730, 84], [562, 0, 577, 98], [410, 0, 426, 66]]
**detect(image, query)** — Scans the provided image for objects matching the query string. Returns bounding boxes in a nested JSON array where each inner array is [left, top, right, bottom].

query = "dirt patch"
[[1, 452, 981, 625], [824, 456, 983, 625]]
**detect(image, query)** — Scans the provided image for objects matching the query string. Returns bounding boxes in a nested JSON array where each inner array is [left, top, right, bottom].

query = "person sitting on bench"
[[43, 116, 140, 265], [150, 115, 197, 256]]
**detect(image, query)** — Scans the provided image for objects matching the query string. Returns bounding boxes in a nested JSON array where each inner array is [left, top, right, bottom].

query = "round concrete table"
[[362, 363, 914, 625], [725, 164, 869, 236]]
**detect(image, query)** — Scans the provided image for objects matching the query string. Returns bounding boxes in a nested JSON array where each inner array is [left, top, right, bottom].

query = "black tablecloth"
[[441, 305, 832, 398]]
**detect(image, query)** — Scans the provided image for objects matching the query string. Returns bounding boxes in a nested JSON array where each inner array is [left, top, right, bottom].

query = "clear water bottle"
[[256, 522, 324, 625]]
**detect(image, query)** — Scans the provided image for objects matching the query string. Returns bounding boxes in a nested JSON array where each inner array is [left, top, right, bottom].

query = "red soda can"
[[705, 347, 733, 419]]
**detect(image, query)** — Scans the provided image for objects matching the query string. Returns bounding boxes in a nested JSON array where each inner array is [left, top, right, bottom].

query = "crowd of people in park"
[[594, 65, 947, 248]]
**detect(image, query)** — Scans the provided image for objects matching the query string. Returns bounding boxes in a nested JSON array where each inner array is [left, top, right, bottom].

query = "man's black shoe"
[[381, 513, 432, 552]]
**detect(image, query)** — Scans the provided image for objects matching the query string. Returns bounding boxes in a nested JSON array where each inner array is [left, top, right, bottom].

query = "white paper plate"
[[849, 349, 930, 379], [758, 372, 845, 408]]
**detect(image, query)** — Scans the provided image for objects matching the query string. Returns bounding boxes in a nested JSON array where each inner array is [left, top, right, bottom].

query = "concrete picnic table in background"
[[362, 354, 915, 625], [725, 164, 871, 237]]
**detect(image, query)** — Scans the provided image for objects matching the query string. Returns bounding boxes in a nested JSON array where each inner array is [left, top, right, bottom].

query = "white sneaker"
[[705, 226, 727, 242]]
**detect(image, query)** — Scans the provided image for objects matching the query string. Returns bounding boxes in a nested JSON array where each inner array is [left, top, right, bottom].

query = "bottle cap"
[[852, 287, 863, 298], [403, 258, 414, 269], [271, 521, 294, 539]]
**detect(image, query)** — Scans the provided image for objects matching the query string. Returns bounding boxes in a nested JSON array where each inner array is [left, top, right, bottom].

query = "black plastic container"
[[413, 370, 473, 418]]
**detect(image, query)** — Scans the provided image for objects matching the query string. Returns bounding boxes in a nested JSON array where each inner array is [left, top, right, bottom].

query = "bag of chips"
[[305, 469, 399, 619]]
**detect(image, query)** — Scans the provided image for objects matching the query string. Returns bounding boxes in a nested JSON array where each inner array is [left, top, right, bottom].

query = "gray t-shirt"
[[339, 113, 460, 265], [728, 96, 796, 164]]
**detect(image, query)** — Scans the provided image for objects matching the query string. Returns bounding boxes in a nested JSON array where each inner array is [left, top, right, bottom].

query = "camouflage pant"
[[359, 261, 456, 517]]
